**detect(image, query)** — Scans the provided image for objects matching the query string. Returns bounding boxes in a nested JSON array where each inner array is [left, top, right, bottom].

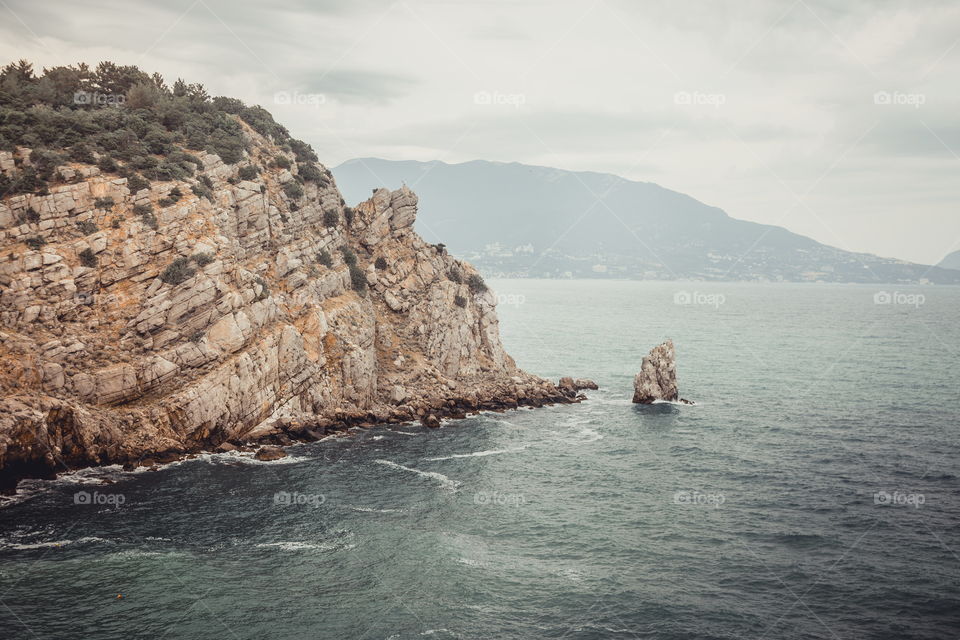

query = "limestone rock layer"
[[0, 125, 564, 488]]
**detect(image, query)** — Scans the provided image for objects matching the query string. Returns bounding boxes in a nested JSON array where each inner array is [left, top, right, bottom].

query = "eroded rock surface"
[[0, 129, 572, 491], [632, 340, 679, 404]]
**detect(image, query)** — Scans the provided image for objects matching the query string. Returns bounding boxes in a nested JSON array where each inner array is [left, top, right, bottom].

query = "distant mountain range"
[[332, 158, 960, 284], [938, 250, 960, 271]]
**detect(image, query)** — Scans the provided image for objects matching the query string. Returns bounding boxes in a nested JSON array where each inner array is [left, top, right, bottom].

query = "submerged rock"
[[632, 340, 680, 404], [254, 445, 287, 461], [558, 377, 599, 397]]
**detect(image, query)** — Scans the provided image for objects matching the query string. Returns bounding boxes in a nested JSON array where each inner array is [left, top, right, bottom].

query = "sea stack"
[[632, 340, 680, 404]]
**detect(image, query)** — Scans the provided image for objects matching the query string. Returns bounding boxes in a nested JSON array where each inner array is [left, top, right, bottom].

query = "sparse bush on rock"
[[467, 273, 488, 294], [79, 247, 97, 267], [160, 256, 196, 285], [191, 252, 214, 267], [283, 181, 303, 200]]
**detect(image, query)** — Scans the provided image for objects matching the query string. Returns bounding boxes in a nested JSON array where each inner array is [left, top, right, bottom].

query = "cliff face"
[[0, 124, 564, 489]]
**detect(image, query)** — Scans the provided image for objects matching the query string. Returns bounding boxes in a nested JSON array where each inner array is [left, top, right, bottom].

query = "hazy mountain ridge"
[[333, 158, 959, 284], [938, 250, 960, 271]]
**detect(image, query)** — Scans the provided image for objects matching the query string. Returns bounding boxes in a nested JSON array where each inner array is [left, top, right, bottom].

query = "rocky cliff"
[[0, 124, 568, 491]]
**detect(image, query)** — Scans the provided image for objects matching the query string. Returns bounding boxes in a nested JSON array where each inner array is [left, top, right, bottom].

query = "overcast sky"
[[2, 0, 958, 264]]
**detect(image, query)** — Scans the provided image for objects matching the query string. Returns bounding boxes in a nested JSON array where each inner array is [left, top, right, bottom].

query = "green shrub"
[[134, 203, 157, 229], [158, 196, 175, 207], [467, 273, 488, 294], [375, 256, 387, 270], [76, 220, 98, 235], [25, 235, 46, 250], [448, 268, 463, 284], [69, 143, 96, 164], [30, 149, 64, 180], [340, 246, 357, 267], [283, 181, 303, 200], [79, 247, 97, 267], [289, 139, 318, 163], [237, 165, 258, 181], [191, 183, 213, 202], [454, 295, 467, 308], [297, 162, 324, 183], [97, 155, 119, 173], [191, 251, 214, 266], [94, 196, 114, 209], [323, 210, 338, 227], [23, 207, 40, 223], [317, 249, 333, 267], [127, 174, 149, 193], [343, 206, 354, 226], [7, 167, 43, 194], [169, 186, 183, 201], [160, 256, 196, 285], [348, 263, 366, 293], [273, 154, 291, 169]]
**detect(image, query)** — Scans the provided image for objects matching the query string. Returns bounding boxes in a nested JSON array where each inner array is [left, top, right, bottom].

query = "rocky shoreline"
[[0, 115, 597, 494], [2, 382, 587, 492]]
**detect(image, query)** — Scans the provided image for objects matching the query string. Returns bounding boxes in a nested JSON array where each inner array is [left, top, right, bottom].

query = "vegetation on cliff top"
[[0, 60, 321, 196]]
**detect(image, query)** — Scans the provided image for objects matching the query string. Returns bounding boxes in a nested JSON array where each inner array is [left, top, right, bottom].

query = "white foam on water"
[[651, 399, 698, 406], [457, 557, 487, 568], [392, 430, 420, 436], [423, 446, 527, 462], [1, 536, 110, 550], [577, 428, 603, 442], [374, 460, 460, 492], [200, 451, 314, 467], [349, 506, 404, 513], [254, 540, 355, 552]]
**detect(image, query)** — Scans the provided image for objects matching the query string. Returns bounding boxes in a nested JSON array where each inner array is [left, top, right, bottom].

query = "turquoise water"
[[1, 281, 958, 639]]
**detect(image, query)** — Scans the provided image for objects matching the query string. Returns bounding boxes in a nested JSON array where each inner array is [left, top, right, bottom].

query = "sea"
[[1, 280, 958, 639]]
